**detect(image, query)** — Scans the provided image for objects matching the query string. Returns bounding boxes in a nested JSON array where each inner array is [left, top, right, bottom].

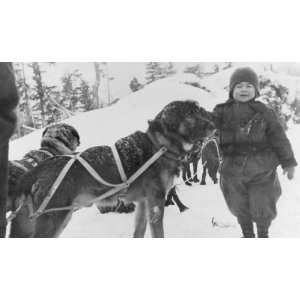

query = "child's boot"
[[240, 222, 255, 238], [256, 224, 269, 238]]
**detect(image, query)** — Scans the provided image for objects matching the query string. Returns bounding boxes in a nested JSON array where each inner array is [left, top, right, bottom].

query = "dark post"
[[0, 63, 19, 237]]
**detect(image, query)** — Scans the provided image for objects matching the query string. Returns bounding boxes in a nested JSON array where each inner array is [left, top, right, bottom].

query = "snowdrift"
[[10, 74, 216, 159]]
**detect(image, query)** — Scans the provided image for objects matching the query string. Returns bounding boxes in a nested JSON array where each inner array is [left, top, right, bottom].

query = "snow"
[[10, 73, 217, 159], [9, 72, 300, 237]]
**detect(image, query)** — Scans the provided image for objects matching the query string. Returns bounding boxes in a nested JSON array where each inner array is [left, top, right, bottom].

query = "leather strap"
[[111, 143, 127, 182]]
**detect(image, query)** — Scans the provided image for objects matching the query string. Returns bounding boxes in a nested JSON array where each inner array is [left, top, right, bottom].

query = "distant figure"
[[0, 63, 19, 237], [200, 136, 221, 185], [182, 141, 202, 185]]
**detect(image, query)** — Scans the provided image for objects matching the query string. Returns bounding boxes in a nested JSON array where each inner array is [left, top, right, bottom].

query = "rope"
[[75, 155, 125, 188], [6, 195, 26, 223], [111, 143, 127, 182], [10, 161, 29, 172], [10, 129, 211, 220], [36, 149, 54, 157], [33, 156, 78, 218], [91, 146, 168, 203], [27, 146, 168, 218]]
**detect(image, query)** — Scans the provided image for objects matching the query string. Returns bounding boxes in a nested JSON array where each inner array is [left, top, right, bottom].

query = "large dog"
[[7, 123, 80, 212], [9, 100, 215, 238]]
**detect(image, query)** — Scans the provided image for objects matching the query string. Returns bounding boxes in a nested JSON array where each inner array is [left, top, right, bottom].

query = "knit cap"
[[229, 67, 260, 98]]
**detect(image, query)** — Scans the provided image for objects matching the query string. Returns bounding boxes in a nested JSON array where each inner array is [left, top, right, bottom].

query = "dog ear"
[[148, 119, 164, 134]]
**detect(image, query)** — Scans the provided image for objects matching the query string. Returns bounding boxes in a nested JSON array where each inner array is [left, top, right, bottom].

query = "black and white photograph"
[[2, 1, 300, 300], [2, 62, 300, 238]]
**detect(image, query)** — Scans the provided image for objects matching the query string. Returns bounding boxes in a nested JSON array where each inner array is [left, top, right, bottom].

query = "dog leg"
[[171, 190, 189, 213], [53, 210, 73, 238], [146, 198, 165, 238], [182, 163, 188, 182], [192, 159, 200, 183], [200, 165, 207, 185], [34, 211, 73, 238], [165, 188, 175, 207], [9, 204, 36, 238], [133, 201, 147, 238]]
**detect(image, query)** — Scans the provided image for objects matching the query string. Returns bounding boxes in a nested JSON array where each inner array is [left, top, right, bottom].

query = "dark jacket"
[[0, 63, 19, 236], [213, 99, 297, 176]]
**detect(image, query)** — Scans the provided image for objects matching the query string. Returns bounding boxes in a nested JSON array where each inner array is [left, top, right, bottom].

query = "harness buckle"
[[124, 181, 130, 188]]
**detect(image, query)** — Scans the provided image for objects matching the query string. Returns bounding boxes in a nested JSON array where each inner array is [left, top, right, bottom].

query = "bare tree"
[[29, 62, 46, 127], [93, 62, 101, 108]]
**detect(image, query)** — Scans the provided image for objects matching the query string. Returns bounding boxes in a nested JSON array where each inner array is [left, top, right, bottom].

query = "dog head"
[[41, 123, 80, 152], [149, 100, 215, 153]]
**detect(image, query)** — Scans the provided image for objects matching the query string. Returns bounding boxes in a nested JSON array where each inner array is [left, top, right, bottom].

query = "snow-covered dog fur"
[[9, 100, 214, 238]]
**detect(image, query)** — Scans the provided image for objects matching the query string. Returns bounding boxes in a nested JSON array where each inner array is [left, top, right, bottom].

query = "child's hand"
[[283, 166, 295, 180]]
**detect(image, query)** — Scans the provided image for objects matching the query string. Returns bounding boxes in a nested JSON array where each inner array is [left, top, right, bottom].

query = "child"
[[212, 67, 297, 238]]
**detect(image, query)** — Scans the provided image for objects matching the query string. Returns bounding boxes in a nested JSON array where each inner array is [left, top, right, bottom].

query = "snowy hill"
[[10, 74, 216, 159], [9, 72, 300, 237]]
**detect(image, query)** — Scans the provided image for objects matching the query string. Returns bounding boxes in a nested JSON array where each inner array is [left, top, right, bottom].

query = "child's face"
[[232, 82, 256, 102]]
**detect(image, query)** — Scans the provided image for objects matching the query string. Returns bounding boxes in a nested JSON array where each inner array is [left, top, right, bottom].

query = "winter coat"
[[0, 63, 18, 145], [212, 98, 297, 225], [0, 63, 19, 236], [212, 98, 297, 178]]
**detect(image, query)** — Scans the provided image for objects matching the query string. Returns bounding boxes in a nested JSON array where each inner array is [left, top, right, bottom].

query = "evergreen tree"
[[28, 62, 67, 127], [129, 77, 143, 92], [13, 63, 35, 136], [259, 75, 290, 129], [28, 62, 47, 127], [145, 62, 178, 84], [145, 62, 165, 84], [184, 63, 205, 77], [165, 62, 176, 76], [60, 69, 82, 112], [213, 64, 220, 73], [78, 79, 94, 111]]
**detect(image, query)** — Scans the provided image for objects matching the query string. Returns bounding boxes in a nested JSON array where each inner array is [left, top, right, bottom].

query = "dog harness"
[[6, 150, 55, 222], [9, 128, 205, 220], [17, 143, 168, 219], [10, 149, 54, 173]]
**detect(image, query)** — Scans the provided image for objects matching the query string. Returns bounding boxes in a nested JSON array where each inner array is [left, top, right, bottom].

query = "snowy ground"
[[61, 165, 300, 238], [62, 126, 300, 238], [9, 71, 300, 237]]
